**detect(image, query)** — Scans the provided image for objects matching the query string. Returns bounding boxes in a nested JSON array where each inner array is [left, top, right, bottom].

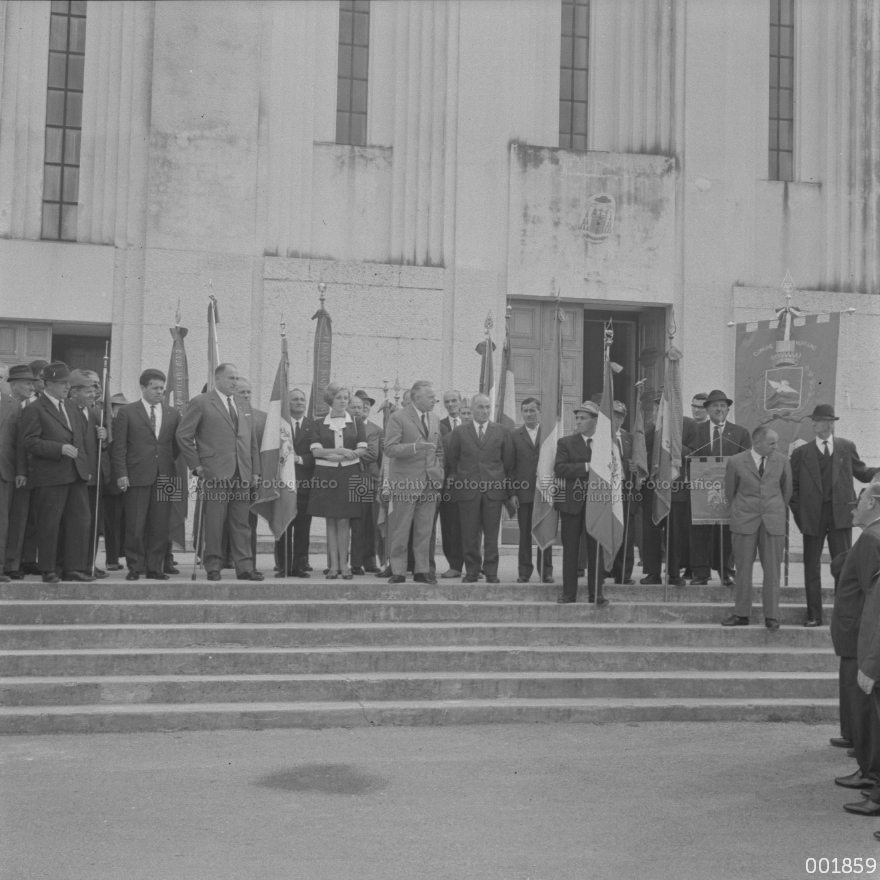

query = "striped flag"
[[307, 296, 332, 421], [631, 397, 650, 490], [252, 336, 298, 540], [495, 313, 516, 430], [651, 345, 684, 525], [531, 305, 564, 550], [166, 320, 190, 551], [476, 312, 496, 413], [585, 334, 624, 560]]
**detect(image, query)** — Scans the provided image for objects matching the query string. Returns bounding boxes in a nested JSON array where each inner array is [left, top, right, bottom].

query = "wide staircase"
[[0, 575, 837, 734]]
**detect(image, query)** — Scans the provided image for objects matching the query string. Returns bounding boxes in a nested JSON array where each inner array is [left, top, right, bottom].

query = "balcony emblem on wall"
[[581, 194, 616, 243]]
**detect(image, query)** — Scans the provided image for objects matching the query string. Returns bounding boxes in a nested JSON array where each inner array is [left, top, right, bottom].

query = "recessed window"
[[769, 0, 794, 181], [560, 0, 589, 151], [336, 0, 369, 146], [42, 0, 87, 241]]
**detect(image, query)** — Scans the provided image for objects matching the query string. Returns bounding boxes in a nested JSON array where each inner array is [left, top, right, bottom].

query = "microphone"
[[687, 422, 750, 457]]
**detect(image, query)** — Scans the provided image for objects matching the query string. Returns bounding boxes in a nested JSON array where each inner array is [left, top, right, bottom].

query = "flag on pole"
[[307, 292, 332, 421], [166, 317, 190, 552], [495, 311, 516, 430], [651, 345, 684, 525], [476, 312, 496, 413], [252, 336, 298, 540], [631, 396, 650, 490], [532, 305, 564, 550], [206, 296, 220, 390], [584, 327, 625, 560]]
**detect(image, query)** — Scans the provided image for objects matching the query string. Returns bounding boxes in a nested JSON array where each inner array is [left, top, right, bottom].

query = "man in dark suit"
[[554, 401, 606, 605], [721, 426, 792, 630], [2, 365, 35, 579], [688, 389, 752, 585], [790, 404, 879, 627], [234, 378, 266, 565], [274, 388, 316, 577], [112, 369, 181, 580], [19, 362, 93, 583], [438, 390, 465, 578], [348, 392, 381, 574], [510, 396, 553, 583], [176, 363, 262, 581], [829, 480, 880, 809], [0, 383, 25, 584], [446, 393, 514, 584], [102, 392, 129, 572]]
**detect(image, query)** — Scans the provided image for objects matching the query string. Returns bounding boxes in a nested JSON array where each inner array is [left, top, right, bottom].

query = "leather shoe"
[[588, 596, 609, 606], [22, 563, 41, 576], [388, 575, 406, 584], [376, 568, 393, 578], [765, 618, 780, 631], [41, 572, 60, 583], [303, 564, 313, 572], [146, 570, 170, 580], [804, 618, 821, 628], [556, 597, 576, 604], [441, 569, 461, 579], [617, 578, 635, 585], [0, 574, 8, 583], [690, 578, 709, 586], [62, 571, 95, 582], [414, 573, 437, 584], [105, 563, 124, 571], [844, 799, 880, 816], [485, 576, 500, 584], [723, 576, 735, 587], [240, 571, 264, 581], [288, 570, 310, 578], [125, 570, 140, 581], [721, 615, 749, 626], [164, 564, 180, 575], [542, 576, 556, 584], [668, 577, 686, 587], [516, 577, 530, 583], [830, 737, 852, 748], [363, 566, 380, 574], [640, 575, 662, 585], [835, 771, 877, 789], [5, 570, 23, 580], [350, 567, 365, 575], [207, 571, 221, 581], [462, 576, 478, 583], [93, 567, 107, 579]]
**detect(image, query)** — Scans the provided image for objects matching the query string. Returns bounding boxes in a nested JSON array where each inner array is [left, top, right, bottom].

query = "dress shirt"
[[44, 391, 71, 430], [815, 436, 834, 456], [581, 434, 592, 472], [526, 426, 539, 446], [750, 449, 764, 470], [142, 398, 162, 437]]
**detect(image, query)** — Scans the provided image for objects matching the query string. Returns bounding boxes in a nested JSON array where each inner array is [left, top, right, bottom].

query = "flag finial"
[[280, 314, 286, 338], [484, 310, 493, 334], [175, 297, 181, 327], [668, 309, 677, 340], [317, 281, 327, 308]]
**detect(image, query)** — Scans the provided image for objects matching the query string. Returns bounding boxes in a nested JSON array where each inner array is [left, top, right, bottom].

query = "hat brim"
[[810, 414, 839, 421], [703, 398, 733, 408]]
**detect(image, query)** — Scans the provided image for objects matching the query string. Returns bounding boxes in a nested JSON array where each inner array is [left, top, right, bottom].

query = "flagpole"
[[91, 341, 110, 577], [596, 321, 614, 608]]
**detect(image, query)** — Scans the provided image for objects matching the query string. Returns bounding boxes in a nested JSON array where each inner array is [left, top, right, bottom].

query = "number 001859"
[[805, 858, 877, 874]]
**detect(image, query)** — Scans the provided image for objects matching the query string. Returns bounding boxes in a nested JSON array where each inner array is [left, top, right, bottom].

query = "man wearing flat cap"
[[2, 365, 35, 579], [688, 389, 751, 586], [19, 362, 93, 583], [554, 400, 607, 605], [790, 404, 878, 627]]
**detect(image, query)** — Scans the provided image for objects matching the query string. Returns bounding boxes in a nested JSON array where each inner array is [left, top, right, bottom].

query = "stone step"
[[0, 697, 838, 735], [0, 622, 833, 650], [0, 670, 838, 707], [0, 645, 836, 677], [0, 599, 834, 627], [0, 581, 832, 604]]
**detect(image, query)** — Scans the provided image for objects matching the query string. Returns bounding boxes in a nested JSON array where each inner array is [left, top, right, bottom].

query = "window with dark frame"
[[559, 0, 589, 151], [769, 0, 794, 181], [42, 0, 86, 242], [336, 0, 369, 147]]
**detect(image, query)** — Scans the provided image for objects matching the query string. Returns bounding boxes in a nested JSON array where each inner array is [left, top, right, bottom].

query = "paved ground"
[[0, 721, 874, 880]]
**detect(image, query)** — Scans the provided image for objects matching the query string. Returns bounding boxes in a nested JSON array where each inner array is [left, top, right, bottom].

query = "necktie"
[[759, 456, 765, 478], [823, 441, 830, 458], [478, 424, 484, 443], [421, 413, 429, 438], [150, 404, 157, 436], [227, 396, 239, 431], [453, 418, 459, 429], [712, 426, 721, 456], [293, 420, 300, 443], [58, 400, 71, 431]]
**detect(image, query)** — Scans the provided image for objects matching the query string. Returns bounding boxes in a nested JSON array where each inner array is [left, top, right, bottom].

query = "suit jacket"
[[689, 419, 752, 458], [290, 416, 317, 492], [440, 415, 465, 437], [176, 390, 260, 482], [851, 522, 880, 678], [553, 432, 593, 515], [0, 394, 24, 482], [446, 420, 514, 503], [251, 407, 267, 449], [832, 522, 880, 659], [360, 420, 383, 481], [725, 450, 792, 536], [510, 424, 542, 503], [20, 394, 90, 487], [384, 404, 444, 491], [111, 401, 182, 487], [790, 437, 878, 535]]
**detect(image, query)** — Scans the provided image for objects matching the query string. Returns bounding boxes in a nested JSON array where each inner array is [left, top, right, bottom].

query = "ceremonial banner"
[[307, 297, 332, 421], [476, 319, 496, 413], [252, 336, 298, 540], [585, 342, 624, 560], [631, 399, 649, 490], [532, 306, 563, 550], [735, 312, 840, 454], [206, 297, 220, 391], [166, 322, 190, 551], [495, 319, 516, 431], [651, 346, 683, 526], [689, 457, 730, 525]]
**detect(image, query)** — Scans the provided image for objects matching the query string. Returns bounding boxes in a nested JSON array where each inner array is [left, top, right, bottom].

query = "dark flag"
[[307, 292, 332, 421], [166, 316, 190, 552]]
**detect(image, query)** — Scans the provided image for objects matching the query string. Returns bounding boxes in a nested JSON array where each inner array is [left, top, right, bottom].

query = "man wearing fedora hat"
[[2, 365, 35, 579], [19, 362, 94, 583], [790, 404, 878, 627], [688, 389, 752, 586]]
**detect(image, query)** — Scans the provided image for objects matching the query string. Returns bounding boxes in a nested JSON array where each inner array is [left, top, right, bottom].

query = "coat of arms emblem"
[[581, 194, 615, 243]]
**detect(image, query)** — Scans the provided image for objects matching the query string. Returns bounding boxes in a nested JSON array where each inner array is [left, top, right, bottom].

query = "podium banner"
[[689, 457, 729, 525]]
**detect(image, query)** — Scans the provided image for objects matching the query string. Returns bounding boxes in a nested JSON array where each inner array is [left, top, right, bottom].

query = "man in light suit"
[[176, 363, 262, 581], [688, 389, 752, 585], [112, 369, 181, 580], [446, 393, 515, 584], [790, 404, 878, 627], [510, 397, 552, 583], [721, 425, 792, 630], [384, 380, 444, 584], [19, 362, 93, 583]]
